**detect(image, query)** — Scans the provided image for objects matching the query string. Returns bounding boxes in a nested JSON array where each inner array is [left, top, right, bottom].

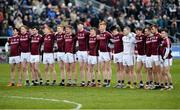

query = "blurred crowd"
[[0, 0, 179, 41]]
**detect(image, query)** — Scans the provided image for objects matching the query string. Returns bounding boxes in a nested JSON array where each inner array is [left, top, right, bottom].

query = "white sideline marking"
[[2, 96, 82, 110]]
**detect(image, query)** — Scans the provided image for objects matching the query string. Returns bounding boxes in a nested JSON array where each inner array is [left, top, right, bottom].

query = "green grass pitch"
[[0, 60, 180, 109]]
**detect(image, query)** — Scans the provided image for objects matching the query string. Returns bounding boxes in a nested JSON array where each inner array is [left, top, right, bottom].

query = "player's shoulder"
[[105, 31, 112, 35]]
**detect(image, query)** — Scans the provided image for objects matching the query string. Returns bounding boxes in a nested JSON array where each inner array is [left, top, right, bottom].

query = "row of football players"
[[6, 21, 173, 90]]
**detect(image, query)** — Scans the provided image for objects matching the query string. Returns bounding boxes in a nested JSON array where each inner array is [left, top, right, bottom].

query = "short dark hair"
[[13, 28, 19, 32], [65, 25, 73, 29], [150, 24, 158, 29], [110, 25, 121, 32], [160, 28, 168, 33], [135, 27, 143, 31]]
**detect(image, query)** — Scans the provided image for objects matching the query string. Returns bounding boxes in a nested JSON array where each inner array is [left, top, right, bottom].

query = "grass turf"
[[0, 60, 180, 109]]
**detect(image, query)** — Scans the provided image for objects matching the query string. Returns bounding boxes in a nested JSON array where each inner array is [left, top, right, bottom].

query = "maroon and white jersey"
[[8, 35, 20, 56], [64, 33, 77, 53], [145, 35, 152, 57], [19, 33, 31, 53], [112, 33, 123, 53], [98, 31, 112, 52], [151, 33, 161, 55], [43, 33, 55, 53], [159, 37, 172, 59], [77, 30, 89, 51], [135, 34, 146, 55], [31, 34, 43, 55], [88, 35, 99, 56], [55, 33, 65, 52]]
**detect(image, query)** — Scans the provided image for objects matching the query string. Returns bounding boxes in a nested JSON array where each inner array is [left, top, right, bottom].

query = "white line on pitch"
[[2, 96, 82, 110]]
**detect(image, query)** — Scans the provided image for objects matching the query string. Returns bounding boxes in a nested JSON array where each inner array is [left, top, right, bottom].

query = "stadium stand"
[[0, 0, 179, 43]]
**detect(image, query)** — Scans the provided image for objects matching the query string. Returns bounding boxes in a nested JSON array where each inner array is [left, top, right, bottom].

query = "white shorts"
[[77, 51, 88, 62], [43, 53, 55, 64], [161, 58, 173, 67], [64, 53, 76, 63], [123, 54, 134, 66], [151, 55, 160, 66], [113, 52, 123, 63], [56, 52, 65, 62], [20, 52, 31, 62], [88, 55, 98, 65], [9, 56, 21, 64], [145, 56, 153, 68], [30, 55, 40, 63], [99, 52, 111, 62], [137, 55, 146, 63]]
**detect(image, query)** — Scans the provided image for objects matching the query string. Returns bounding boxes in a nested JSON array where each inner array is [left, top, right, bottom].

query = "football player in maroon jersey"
[[6, 28, 22, 87], [110, 26, 125, 88], [159, 29, 173, 90], [19, 25, 31, 86], [76, 22, 89, 87], [144, 27, 154, 89], [135, 27, 146, 88], [64, 25, 77, 86], [42, 26, 57, 86], [97, 21, 112, 87], [30, 27, 43, 85], [54, 25, 66, 86], [150, 25, 161, 89], [87, 27, 100, 87]]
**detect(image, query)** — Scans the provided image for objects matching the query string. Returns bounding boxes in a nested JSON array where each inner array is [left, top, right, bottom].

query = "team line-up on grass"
[[5, 21, 173, 90]]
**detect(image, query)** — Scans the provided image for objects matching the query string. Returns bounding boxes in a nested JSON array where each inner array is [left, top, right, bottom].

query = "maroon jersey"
[[31, 34, 43, 55], [19, 33, 30, 53], [88, 35, 99, 56], [135, 34, 146, 55], [151, 33, 161, 55], [112, 33, 123, 53], [77, 30, 89, 51], [55, 33, 65, 52], [8, 35, 20, 56], [43, 33, 55, 53], [159, 37, 172, 59], [145, 35, 152, 57], [98, 31, 112, 52], [64, 33, 77, 53]]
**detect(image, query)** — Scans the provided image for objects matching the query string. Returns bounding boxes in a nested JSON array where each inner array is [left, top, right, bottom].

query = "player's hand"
[[134, 51, 138, 55], [97, 35, 100, 40]]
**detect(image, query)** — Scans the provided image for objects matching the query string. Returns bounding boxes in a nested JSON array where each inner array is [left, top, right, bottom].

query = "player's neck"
[[58, 31, 63, 34], [34, 33, 38, 36], [90, 33, 95, 37], [79, 29, 84, 32], [13, 34, 18, 37], [100, 30, 106, 33]]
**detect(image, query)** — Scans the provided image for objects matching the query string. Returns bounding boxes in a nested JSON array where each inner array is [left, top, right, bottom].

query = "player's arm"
[[53, 34, 58, 52], [107, 32, 114, 49], [163, 38, 171, 59], [86, 31, 90, 51], [5, 42, 9, 52]]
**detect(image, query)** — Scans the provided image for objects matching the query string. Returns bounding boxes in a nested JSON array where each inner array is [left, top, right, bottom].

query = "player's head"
[[57, 25, 64, 33], [144, 27, 151, 36], [99, 21, 106, 33], [43, 26, 52, 34], [123, 26, 131, 36], [20, 25, 28, 34], [110, 26, 120, 36], [65, 25, 72, 34], [160, 28, 168, 38], [150, 25, 158, 34], [135, 27, 143, 35], [13, 28, 19, 36], [32, 26, 38, 35], [90, 27, 97, 37], [77, 22, 84, 31]]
